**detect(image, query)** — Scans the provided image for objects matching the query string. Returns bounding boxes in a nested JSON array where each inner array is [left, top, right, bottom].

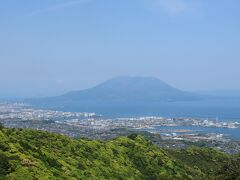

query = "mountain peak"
[[28, 76, 200, 111], [93, 76, 178, 93], [99, 76, 171, 87], [58, 76, 197, 102]]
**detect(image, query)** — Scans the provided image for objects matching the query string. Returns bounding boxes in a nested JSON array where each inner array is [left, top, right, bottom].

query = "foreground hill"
[[0, 127, 239, 179], [28, 77, 200, 111]]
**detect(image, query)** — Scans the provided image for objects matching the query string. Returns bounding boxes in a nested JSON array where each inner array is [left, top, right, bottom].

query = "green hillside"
[[0, 126, 239, 179]]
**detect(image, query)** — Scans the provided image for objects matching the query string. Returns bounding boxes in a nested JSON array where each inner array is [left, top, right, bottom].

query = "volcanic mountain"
[[28, 77, 200, 109]]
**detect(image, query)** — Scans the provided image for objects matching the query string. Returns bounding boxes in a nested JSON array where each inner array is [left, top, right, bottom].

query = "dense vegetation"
[[0, 126, 239, 179]]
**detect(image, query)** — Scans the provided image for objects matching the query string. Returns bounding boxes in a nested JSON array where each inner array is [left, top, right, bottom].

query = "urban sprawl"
[[0, 103, 240, 154]]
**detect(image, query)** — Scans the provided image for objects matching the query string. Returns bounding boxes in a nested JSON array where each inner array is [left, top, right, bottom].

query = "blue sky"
[[0, 0, 240, 97]]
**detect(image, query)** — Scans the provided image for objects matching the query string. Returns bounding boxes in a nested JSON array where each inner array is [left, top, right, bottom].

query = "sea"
[[96, 98, 240, 122], [39, 97, 240, 139], [92, 98, 240, 140]]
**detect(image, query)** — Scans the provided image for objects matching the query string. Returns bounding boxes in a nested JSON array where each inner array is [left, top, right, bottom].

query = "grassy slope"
[[0, 127, 238, 179]]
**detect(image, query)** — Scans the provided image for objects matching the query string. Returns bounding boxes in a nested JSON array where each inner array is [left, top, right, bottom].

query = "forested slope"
[[0, 126, 239, 179]]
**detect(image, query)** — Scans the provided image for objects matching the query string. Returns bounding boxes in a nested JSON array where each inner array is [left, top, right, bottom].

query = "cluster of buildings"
[[0, 102, 97, 121], [1, 102, 240, 154]]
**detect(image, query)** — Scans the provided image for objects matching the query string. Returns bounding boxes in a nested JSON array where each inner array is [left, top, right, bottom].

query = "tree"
[[0, 123, 4, 130]]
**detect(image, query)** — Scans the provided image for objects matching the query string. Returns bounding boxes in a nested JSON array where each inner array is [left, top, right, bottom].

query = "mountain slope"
[[28, 77, 200, 110], [62, 76, 196, 101], [0, 127, 236, 179]]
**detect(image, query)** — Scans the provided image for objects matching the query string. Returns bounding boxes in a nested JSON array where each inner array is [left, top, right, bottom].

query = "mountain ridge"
[[1, 126, 238, 179]]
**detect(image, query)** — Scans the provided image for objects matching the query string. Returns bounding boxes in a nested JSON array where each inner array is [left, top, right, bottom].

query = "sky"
[[0, 0, 240, 98]]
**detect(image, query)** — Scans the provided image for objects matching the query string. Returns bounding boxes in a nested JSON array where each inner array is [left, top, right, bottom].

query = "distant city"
[[1, 102, 240, 154]]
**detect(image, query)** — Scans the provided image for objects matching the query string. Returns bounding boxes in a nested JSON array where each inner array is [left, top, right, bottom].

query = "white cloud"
[[25, 0, 91, 17], [142, 0, 199, 16]]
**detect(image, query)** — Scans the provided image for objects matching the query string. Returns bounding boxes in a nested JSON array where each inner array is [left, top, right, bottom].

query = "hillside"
[[0, 127, 239, 179]]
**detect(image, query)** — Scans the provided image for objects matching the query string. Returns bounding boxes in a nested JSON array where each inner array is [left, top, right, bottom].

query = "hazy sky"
[[1, 0, 240, 97]]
